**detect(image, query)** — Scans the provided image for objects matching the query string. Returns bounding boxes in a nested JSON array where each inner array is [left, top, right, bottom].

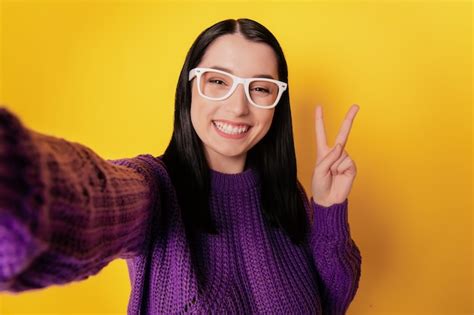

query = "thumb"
[[317, 144, 342, 173]]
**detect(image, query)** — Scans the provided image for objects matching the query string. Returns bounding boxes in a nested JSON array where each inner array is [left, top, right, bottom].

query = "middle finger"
[[334, 104, 359, 149]]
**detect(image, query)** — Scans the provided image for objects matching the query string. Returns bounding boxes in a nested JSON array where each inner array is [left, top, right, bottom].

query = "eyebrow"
[[209, 66, 276, 79]]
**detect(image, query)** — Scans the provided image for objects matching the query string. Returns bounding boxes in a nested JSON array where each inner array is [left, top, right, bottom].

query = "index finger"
[[315, 105, 328, 154], [334, 104, 360, 149]]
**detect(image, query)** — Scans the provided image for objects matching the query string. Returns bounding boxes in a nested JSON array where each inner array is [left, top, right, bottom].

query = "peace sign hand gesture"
[[312, 104, 360, 207]]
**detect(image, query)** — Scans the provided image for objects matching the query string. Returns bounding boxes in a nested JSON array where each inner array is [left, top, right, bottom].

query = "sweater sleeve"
[[0, 107, 160, 293], [297, 182, 362, 315]]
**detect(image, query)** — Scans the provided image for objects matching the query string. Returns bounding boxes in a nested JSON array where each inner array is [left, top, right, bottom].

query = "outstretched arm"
[[297, 181, 361, 315], [306, 104, 362, 313], [309, 197, 362, 315], [0, 107, 161, 292]]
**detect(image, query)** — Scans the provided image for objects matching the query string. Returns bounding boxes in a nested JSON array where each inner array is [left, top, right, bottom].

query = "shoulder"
[[107, 153, 173, 189], [107, 154, 179, 212]]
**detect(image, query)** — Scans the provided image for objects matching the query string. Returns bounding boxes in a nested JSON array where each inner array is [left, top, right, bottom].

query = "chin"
[[216, 149, 247, 158], [210, 145, 247, 159]]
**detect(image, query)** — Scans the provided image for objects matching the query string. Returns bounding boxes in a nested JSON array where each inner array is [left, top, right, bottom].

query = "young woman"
[[0, 18, 361, 314]]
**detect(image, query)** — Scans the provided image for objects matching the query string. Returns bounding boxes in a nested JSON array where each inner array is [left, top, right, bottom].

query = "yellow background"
[[0, 0, 472, 314]]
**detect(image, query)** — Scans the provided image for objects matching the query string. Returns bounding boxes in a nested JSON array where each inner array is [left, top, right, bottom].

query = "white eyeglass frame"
[[188, 67, 287, 109]]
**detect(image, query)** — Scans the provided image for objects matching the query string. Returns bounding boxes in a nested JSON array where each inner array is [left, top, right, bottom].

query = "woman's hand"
[[311, 104, 360, 207]]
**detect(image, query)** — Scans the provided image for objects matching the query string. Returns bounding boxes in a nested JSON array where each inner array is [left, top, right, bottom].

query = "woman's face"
[[190, 33, 279, 172]]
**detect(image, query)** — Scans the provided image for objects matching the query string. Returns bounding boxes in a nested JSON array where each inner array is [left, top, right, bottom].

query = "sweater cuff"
[[311, 197, 350, 240]]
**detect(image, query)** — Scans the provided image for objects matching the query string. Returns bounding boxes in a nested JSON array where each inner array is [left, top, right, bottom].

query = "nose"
[[223, 83, 250, 116]]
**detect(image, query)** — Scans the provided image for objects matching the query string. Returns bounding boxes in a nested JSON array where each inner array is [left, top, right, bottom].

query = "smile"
[[212, 120, 252, 138]]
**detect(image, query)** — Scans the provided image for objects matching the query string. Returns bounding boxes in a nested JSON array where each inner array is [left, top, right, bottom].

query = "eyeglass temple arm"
[[188, 69, 197, 81]]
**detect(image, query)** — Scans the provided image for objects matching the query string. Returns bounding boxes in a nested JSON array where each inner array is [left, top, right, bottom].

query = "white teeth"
[[214, 121, 250, 135]]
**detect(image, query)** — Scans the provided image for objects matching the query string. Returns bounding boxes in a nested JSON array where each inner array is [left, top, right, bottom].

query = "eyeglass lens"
[[199, 71, 279, 107]]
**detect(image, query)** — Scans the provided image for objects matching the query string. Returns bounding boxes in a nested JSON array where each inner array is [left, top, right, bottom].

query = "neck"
[[209, 165, 260, 194], [205, 149, 247, 174]]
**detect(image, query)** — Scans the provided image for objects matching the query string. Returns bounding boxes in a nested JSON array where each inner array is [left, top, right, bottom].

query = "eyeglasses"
[[188, 67, 287, 109]]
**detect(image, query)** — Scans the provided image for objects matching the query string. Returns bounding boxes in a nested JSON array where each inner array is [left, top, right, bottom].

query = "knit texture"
[[0, 107, 362, 314]]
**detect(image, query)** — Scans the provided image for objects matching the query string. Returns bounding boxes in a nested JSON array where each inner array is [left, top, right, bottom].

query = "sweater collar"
[[210, 167, 260, 193]]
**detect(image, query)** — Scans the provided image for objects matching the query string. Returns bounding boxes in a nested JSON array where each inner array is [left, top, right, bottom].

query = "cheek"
[[190, 102, 199, 132], [190, 97, 215, 143], [190, 101, 207, 138], [190, 84, 201, 130], [257, 110, 275, 135], [248, 110, 275, 146], [190, 84, 206, 133]]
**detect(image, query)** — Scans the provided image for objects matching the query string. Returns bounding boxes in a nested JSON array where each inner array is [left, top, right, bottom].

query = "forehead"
[[198, 33, 279, 78]]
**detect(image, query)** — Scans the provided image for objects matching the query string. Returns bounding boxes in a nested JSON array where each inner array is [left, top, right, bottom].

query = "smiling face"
[[190, 33, 279, 173]]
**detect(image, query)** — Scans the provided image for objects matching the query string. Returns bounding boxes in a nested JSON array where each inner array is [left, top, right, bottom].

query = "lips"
[[212, 120, 252, 133], [212, 119, 252, 128], [212, 120, 252, 138]]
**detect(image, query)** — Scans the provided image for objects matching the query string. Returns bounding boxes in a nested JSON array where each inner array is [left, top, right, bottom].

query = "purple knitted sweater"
[[0, 108, 361, 314]]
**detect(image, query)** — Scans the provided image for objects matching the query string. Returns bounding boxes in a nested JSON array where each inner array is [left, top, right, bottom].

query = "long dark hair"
[[162, 17, 308, 256]]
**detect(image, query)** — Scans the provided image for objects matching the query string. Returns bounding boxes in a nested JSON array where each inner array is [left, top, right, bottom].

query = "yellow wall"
[[0, 1, 472, 314]]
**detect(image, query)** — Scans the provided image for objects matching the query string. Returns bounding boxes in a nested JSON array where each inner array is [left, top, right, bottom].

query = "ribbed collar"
[[210, 167, 260, 193]]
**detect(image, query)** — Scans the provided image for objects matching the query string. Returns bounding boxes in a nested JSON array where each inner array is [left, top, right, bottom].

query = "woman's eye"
[[209, 79, 226, 85], [252, 87, 270, 94]]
